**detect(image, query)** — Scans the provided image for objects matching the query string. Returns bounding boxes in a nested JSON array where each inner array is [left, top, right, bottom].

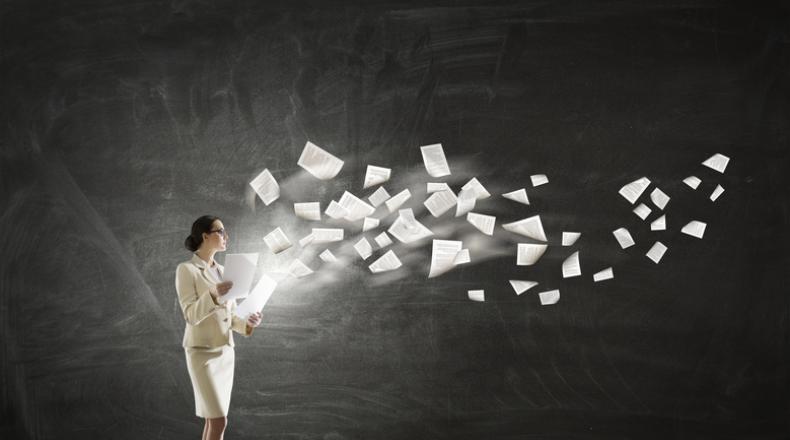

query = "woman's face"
[[201, 219, 228, 252]]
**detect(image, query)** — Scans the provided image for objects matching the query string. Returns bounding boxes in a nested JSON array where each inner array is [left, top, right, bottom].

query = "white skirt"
[[185, 345, 235, 418]]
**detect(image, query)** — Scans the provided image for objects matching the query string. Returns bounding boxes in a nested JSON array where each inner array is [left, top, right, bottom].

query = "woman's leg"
[[201, 418, 209, 440], [206, 416, 227, 440]]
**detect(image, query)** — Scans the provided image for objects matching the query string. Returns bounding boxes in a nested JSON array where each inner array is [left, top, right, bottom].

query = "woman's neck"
[[195, 248, 217, 266]]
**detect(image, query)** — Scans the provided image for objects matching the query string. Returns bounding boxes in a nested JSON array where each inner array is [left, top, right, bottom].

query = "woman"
[[176, 215, 263, 440]]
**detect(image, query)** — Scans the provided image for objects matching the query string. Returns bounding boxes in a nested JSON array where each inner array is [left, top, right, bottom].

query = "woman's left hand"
[[246, 311, 262, 328]]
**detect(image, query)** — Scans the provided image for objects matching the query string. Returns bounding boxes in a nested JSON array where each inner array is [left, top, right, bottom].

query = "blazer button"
[[223, 318, 229, 322]]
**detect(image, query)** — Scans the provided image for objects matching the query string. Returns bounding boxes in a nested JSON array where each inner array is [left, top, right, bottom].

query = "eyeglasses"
[[209, 228, 228, 237]]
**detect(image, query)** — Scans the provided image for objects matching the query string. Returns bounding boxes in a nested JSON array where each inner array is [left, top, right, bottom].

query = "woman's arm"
[[175, 263, 221, 325], [231, 314, 253, 336]]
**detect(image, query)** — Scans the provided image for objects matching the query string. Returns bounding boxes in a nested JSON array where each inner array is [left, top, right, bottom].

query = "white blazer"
[[175, 253, 251, 348]]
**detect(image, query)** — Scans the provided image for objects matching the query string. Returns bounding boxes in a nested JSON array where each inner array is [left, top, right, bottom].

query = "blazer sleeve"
[[231, 314, 253, 337], [175, 263, 221, 325]]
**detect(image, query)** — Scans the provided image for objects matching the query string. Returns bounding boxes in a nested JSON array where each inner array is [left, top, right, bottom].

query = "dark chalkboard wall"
[[2, 1, 788, 438]]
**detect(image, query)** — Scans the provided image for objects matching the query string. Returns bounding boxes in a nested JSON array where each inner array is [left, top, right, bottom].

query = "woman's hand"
[[212, 281, 234, 299], [246, 311, 262, 328]]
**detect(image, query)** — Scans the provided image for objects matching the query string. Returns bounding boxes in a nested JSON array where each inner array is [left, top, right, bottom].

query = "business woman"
[[176, 215, 263, 440]]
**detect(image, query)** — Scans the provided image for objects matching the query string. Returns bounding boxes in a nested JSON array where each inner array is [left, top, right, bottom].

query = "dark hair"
[[184, 215, 220, 252]]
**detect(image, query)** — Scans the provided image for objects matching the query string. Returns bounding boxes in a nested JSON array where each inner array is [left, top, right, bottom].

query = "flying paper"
[[702, 153, 730, 174], [517, 243, 547, 266], [619, 177, 651, 204], [369, 250, 402, 273], [420, 143, 451, 177], [613, 227, 635, 249], [294, 202, 321, 221], [646, 241, 667, 264], [287, 259, 314, 278], [683, 176, 701, 190], [249, 169, 280, 205], [363, 165, 391, 189], [650, 188, 670, 210], [710, 185, 724, 202], [502, 188, 529, 205], [362, 217, 379, 232], [502, 215, 547, 242], [509, 280, 538, 295], [650, 215, 666, 231], [427, 182, 451, 193], [368, 187, 391, 208], [461, 177, 491, 199], [681, 220, 706, 239], [385, 189, 411, 212], [428, 239, 463, 278], [633, 203, 652, 220], [374, 231, 393, 248], [562, 232, 581, 246], [312, 228, 344, 243], [538, 289, 560, 305], [263, 227, 292, 254], [353, 237, 373, 260], [467, 290, 485, 302], [297, 141, 344, 180], [530, 174, 549, 187], [593, 267, 614, 282], [319, 249, 337, 263], [424, 189, 457, 217], [466, 212, 496, 236], [338, 191, 376, 221]]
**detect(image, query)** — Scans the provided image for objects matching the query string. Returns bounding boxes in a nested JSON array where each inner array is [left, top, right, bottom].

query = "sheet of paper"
[[683, 176, 701, 190], [517, 243, 547, 266], [502, 215, 547, 242], [368, 187, 391, 208], [287, 259, 314, 278], [420, 143, 451, 177], [298, 233, 314, 247], [263, 227, 292, 254], [233, 275, 278, 319], [338, 191, 375, 221], [362, 217, 379, 232], [531, 174, 549, 187], [428, 239, 463, 278], [650, 215, 666, 231], [681, 220, 706, 239], [538, 289, 560, 305], [593, 267, 614, 282], [633, 203, 652, 220], [312, 228, 344, 243], [462, 177, 491, 199], [453, 249, 470, 265], [399, 208, 417, 224], [369, 250, 402, 273], [249, 169, 280, 205], [294, 202, 321, 221], [385, 189, 411, 212], [650, 188, 670, 210], [319, 249, 337, 263], [702, 153, 730, 174], [618, 177, 651, 204], [562, 251, 581, 278], [612, 227, 635, 249], [710, 184, 724, 202], [427, 182, 451, 193], [646, 241, 667, 264], [221, 253, 259, 302], [467, 290, 485, 302], [353, 237, 373, 260], [374, 231, 393, 248], [466, 212, 495, 236], [388, 214, 433, 243], [454, 188, 477, 217], [297, 141, 344, 180], [363, 165, 391, 189], [562, 232, 581, 246], [325, 200, 349, 219], [424, 189, 457, 217], [502, 188, 529, 205], [509, 280, 538, 295]]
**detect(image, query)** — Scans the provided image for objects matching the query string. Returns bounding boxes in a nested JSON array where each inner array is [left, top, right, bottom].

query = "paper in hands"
[[234, 275, 278, 319], [220, 253, 259, 303]]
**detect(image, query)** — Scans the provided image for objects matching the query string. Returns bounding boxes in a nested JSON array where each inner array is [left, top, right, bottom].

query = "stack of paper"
[[509, 280, 538, 295], [424, 189, 457, 217], [517, 243, 547, 266], [562, 232, 581, 246], [612, 227, 635, 249], [502, 188, 529, 205], [263, 227, 292, 254], [298, 141, 344, 180], [420, 143, 451, 177], [502, 215, 547, 242], [466, 212, 496, 235], [428, 240, 463, 278], [681, 220, 706, 239], [385, 189, 411, 212], [619, 177, 651, 204], [467, 290, 485, 302], [702, 153, 730, 173], [363, 165, 391, 189], [646, 242, 667, 264], [338, 191, 376, 221], [531, 174, 549, 187], [249, 169, 280, 205], [369, 250, 402, 273], [593, 267, 614, 282], [562, 251, 581, 278], [311, 228, 344, 243], [294, 202, 321, 221], [538, 289, 560, 305], [354, 238, 373, 260], [368, 187, 391, 207]]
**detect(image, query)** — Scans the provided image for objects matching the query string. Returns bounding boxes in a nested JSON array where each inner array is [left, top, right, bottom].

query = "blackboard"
[[1, 1, 788, 438]]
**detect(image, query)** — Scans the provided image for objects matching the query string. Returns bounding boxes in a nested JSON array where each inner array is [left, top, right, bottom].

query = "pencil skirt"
[[184, 345, 235, 418]]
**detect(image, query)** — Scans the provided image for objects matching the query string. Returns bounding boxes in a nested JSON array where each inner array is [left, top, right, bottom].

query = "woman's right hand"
[[213, 281, 234, 298]]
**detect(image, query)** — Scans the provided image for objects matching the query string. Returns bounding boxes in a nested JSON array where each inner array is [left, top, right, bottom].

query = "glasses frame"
[[208, 228, 228, 237]]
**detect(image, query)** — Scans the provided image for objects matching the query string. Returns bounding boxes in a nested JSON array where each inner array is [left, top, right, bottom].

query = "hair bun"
[[184, 235, 199, 252]]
